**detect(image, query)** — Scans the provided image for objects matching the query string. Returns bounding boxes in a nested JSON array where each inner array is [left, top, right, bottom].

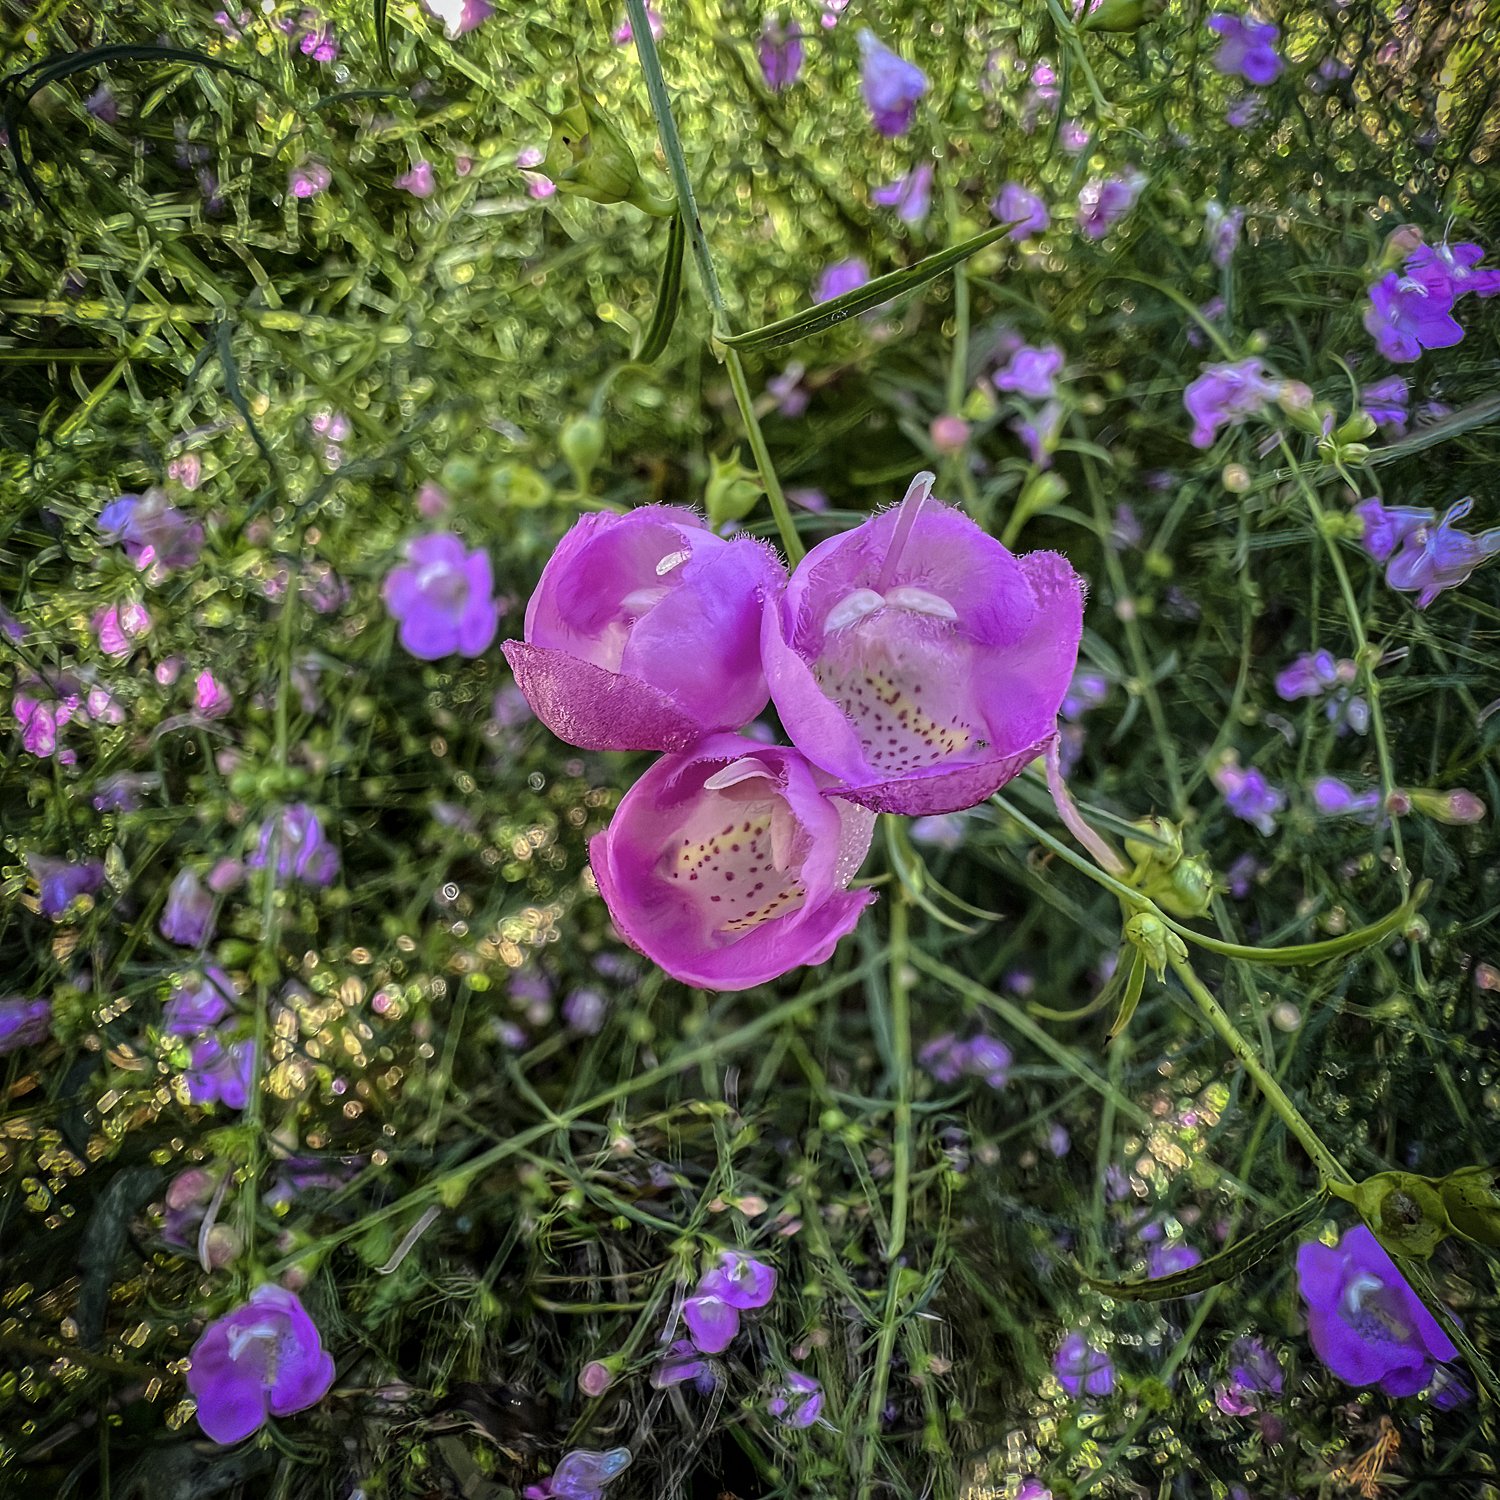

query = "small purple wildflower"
[[1361, 376, 1410, 434], [1212, 760, 1285, 835], [247, 804, 341, 888], [164, 967, 238, 1036], [993, 182, 1050, 239], [767, 1370, 823, 1428], [1296, 1224, 1457, 1396], [383, 533, 501, 660], [195, 671, 233, 718], [1406, 241, 1500, 302], [14, 678, 83, 758], [1225, 95, 1265, 128], [1216, 1336, 1283, 1415], [422, 0, 495, 37], [92, 600, 153, 657], [0, 998, 52, 1055], [523, 1447, 632, 1500], [858, 30, 927, 137], [1147, 1241, 1202, 1279], [561, 987, 607, 1034], [395, 161, 437, 198], [186, 1283, 336, 1443], [1274, 649, 1340, 701], [93, 772, 159, 812], [767, 361, 810, 418], [1012, 399, 1064, 468], [1054, 1332, 1114, 1399], [1364, 267, 1463, 363], [85, 84, 119, 123], [1182, 358, 1279, 448], [1353, 496, 1434, 563], [1383, 497, 1500, 609], [186, 1033, 257, 1110], [160, 868, 214, 947], [1204, 201, 1244, 268], [813, 257, 870, 304], [995, 343, 1064, 401], [29, 854, 106, 919], [1077, 170, 1144, 239], [1310, 777, 1381, 821], [296, 18, 339, 62], [698, 1251, 777, 1309], [909, 812, 966, 849], [1207, 13, 1283, 85], [682, 1291, 740, 1353], [760, 16, 804, 90], [289, 160, 331, 199], [651, 1338, 715, 1392], [872, 162, 934, 226]]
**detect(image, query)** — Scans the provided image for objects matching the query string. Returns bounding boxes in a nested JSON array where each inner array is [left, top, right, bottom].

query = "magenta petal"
[[502, 642, 705, 752], [832, 736, 1051, 815]]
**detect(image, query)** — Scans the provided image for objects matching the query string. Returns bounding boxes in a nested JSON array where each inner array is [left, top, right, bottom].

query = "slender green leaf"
[[374, 0, 392, 74], [1081, 1191, 1328, 1302], [635, 211, 686, 364], [719, 220, 1018, 353]]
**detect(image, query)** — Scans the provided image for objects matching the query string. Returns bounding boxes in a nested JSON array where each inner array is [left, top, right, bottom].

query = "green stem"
[[1167, 950, 1352, 1187], [626, 0, 804, 564]]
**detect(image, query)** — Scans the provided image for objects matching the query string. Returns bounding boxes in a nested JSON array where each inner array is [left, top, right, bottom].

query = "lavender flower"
[[1353, 497, 1434, 563], [395, 161, 437, 198], [160, 868, 214, 947], [523, 1447, 632, 1500], [994, 343, 1065, 401], [1406, 241, 1500, 302], [759, 16, 804, 90], [561, 987, 607, 1034], [1361, 376, 1410, 434], [1215, 1336, 1283, 1415], [99, 489, 204, 571], [993, 182, 1050, 239], [195, 671, 233, 718], [422, 0, 495, 37], [1054, 1332, 1114, 1399], [186, 1033, 257, 1110], [14, 677, 83, 758], [1211, 760, 1285, 835], [1012, 399, 1065, 468], [383, 533, 502, 660], [164, 967, 237, 1036], [1383, 497, 1500, 609], [1077, 170, 1144, 239], [858, 30, 927, 137], [1274, 649, 1340, 701], [93, 772, 159, 812], [768, 1370, 823, 1427], [289, 160, 332, 198], [1309, 776, 1381, 820], [247, 804, 341, 887], [92, 600, 153, 657], [0, 998, 52, 1054], [1296, 1224, 1457, 1396], [1364, 268, 1462, 364], [1204, 201, 1244, 268], [814, 258, 870, 303], [1182, 358, 1279, 448], [1207, 13, 1283, 85], [186, 1283, 336, 1442], [651, 1338, 715, 1391], [872, 162, 934, 226], [28, 854, 106, 919], [1147, 1241, 1202, 1279]]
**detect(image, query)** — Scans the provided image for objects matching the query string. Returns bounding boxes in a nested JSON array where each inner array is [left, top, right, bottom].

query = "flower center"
[[226, 1318, 285, 1385], [416, 562, 468, 609], [1341, 1272, 1413, 1345]]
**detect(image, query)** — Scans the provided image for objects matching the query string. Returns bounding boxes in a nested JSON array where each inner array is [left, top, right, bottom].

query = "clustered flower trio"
[[502, 472, 1085, 991]]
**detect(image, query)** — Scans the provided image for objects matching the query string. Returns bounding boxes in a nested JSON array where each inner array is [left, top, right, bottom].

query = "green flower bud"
[[542, 100, 672, 215], [1438, 1166, 1500, 1247], [1123, 816, 1182, 870], [1344, 1171, 1452, 1259], [705, 450, 762, 529], [1079, 0, 1163, 31], [1334, 411, 1377, 445], [560, 414, 607, 489], [1123, 911, 1186, 981], [1153, 853, 1215, 919], [488, 463, 553, 509]]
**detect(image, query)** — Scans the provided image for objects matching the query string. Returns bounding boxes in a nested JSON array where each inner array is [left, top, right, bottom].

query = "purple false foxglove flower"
[[682, 1291, 740, 1353], [919, 1032, 967, 1083], [384, 533, 501, 659], [762, 472, 1084, 814], [99, 488, 204, 570], [993, 181, 1050, 239], [1405, 241, 1500, 302], [394, 161, 436, 198], [698, 1251, 777, 1308], [590, 737, 875, 990], [186, 1283, 336, 1442], [1274, 649, 1340, 701], [523, 1447, 632, 1500], [503, 508, 783, 753], [872, 162, 934, 226], [651, 1338, 716, 1391], [161, 868, 215, 947], [164, 967, 237, 1035], [1207, 13, 1283, 85], [1361, 376, 1410, 434], [994, 343, 1064, 400], [195, 671, 233, 718], [422, 0, 495, 37], [186, 1033, 256, 1109], [29, 854, 106, 919], [1383, 497, 1500, 609], [1204, 200, 1244, 268], [1182, 358, 1279, 447], [768, 1370, 823, 1427], [858, 30, 926, 137], [1054, 1332, 1114, 1399], [1310, 776, 1381, 820], [1211, 760, 1285, 835], [1363, 267, 1463, 363], [289, 159, 331, 198], [814, 257, 870, 303], [1296, 1224, 1457, 1396], [1076, 170, 1143, 239], [0, 998, 52, 1054], [1215, 1337, 1283, 1416], [760, 16, 804, 90], [92, 600, 153, 657], [1353, 496, 1433, 562], [247, 804, 341, 887]]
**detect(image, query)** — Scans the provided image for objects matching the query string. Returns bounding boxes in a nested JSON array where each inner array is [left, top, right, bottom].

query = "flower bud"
[[1344, 1171, 1451, 1259], [1376, 223, 1425, 272], [1123, 815, 1182, 869], [929, 414, 971, 454], [578, 1358, 620, 1398], [542, 100, 670, 214], [1154, 853, 1214, 919], [1438, 1166, 1500, 1248], [1407, 787, 1486, 825], [1334, 411, 1377, 445], [1079, 0, 1163, 32], [705, 451, 763, 530], [560, 414, 607, 489]]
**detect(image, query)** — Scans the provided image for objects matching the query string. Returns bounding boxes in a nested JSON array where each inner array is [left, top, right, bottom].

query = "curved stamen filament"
[[875, 470, 936, 594]]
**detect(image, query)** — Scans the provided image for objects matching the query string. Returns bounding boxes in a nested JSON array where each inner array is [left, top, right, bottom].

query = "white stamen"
[[875, 470, 936, 594], [823, 589, 885, 633], [703, 756, 776, 791], [885, 586, 958, 621], [620, 584, 670, 614], [655, 548, 692, 576], [1341, 1272, 1384, 1319], [226, 1320, 280, 1364]]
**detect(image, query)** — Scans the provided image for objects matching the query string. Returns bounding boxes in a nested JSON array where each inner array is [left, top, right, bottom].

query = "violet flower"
[[395, 161, 436, 198], [93, 771, 159, 812], [588, 737, 875, 990], [1361, 376, 1409, 434], [1054, 1332, 1114, 1399], [28, 854, 105, 919], [698, 1250, 777, 1309], [872, 162, 934, 226], [1182, 358, 1279, 448], [1216, 1336, 1283, 1415], [164, 967, 238, 1036], [561, 986, 607, 1034], [651, 1338, 716, 1391], [1147, 1242, 1202, 1279], [1383, 497, 1500, 609], [1363, 268, 1462, 364], [814, 258, 870, 303], [993, 182, 1050, 239], [422, 0, 495, 37], [161, 868, 214, 947], [1207, 13, 1283, 85], [1353, 497, 1434, 563], [682, 1290, 741, 1353], [1274, 649, 1340, 701], [760, 16, 804, 90], [14, 677, 83, 758], [1204, 201, 1244, 268], [1405, 241, 1500, 302], [92, 600, 153, 657], [858, 30, 927, 137], [1211, 760, 1285, 835], [768, 1370, 823, 1427], [289, 160, 331, 199], [383, 533, 501, 660], [195, 671, 233, 718], [247, 804, 341, 887], [1296, 1224, 1457, 1396], [186, 1283, 336, 1442], [99, 489, 204, 571], [1310, 777, 1381, 821], [762, 472, 1084, 814], [1076, 170, 1143, 239], [523, 1447, 632, 1500], [994, 343, 1064, 401], [502, 507, 783, 753], [0, 998, 52, 1054], [186, 1033, 257, 1110]]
